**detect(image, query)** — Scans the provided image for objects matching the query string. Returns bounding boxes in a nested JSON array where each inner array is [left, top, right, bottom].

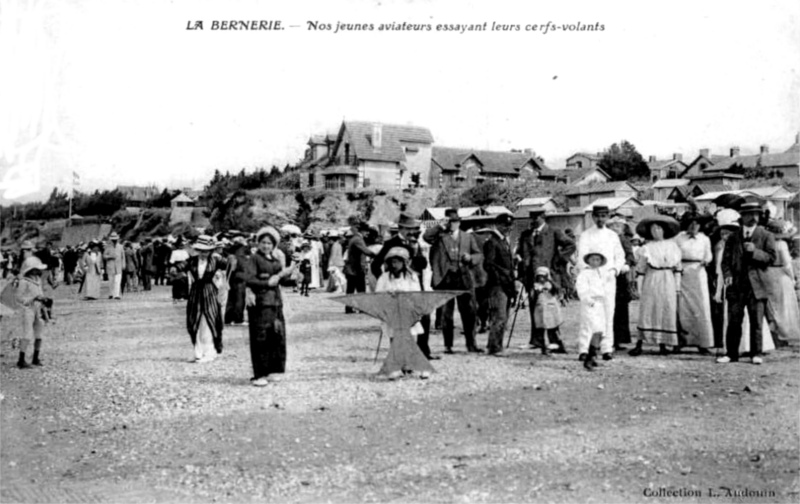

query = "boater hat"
[[192, 235, 216, 251], [528, 208, 545, 218], [109, 232, 120, 240], [591, 205, 610, 216]]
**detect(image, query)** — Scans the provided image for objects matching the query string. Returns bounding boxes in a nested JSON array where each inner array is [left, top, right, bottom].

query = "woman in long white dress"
[[674, 213, 714, 354], [630, 216, 683, 356], [764, 221, 800, 344], [81, 241, 103, 300]]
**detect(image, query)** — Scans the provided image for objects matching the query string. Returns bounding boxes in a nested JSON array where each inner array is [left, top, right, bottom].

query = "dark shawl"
[[186, 255, 227, 353]]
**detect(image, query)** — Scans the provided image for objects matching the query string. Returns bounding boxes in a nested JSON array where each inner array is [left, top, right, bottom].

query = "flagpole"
[[69, 174, 73, 223]]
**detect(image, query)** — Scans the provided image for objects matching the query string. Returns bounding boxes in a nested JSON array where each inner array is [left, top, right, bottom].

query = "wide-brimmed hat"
[[767, 219, 798, 239], [397, 212, 421, 229], [20, 256, 47, 277], [583, 251, 607, 267], [192, 235, 216, 251], [20, 240, 34, 250], [444, 208, 461, 222], [715, 208, 740, 230], [528, 208, 545, 218], [109, 232, 120, 240], [636, 215, 680, 240], [496, 213, 514, 225], [534, 266, 551, 278], [255, 226, 281, 246], [591, 205, 610, 216], [385, 247, 410, 263]]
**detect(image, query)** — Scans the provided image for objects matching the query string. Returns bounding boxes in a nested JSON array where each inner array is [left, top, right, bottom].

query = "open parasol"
[[330, 291, 464, 376], [712, 193, 746, 210], [280, 224, 302, 236]]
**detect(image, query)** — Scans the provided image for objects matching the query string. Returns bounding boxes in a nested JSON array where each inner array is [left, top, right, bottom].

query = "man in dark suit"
[[719, 201, 777, 365], [482, 214, 516, 355], [423, 208, 484, 353], [517, 209, 576, 354], [371, 212, 438, 359], [344, 217, 376, 313]]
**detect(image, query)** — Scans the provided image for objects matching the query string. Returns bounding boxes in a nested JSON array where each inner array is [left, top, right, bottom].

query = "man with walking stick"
[[482, 214, 516, 355]]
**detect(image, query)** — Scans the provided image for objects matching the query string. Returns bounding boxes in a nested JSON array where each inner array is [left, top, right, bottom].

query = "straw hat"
[[109, 232, 120, 240], [20, 256, 47, 277], [20, 240, 34, 250], [534, 266, 552, 278], [192, 235, 216, 251], [582, 251, 607, 267]]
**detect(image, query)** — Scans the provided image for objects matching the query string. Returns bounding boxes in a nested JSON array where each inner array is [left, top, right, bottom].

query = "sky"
[[1, 0, 798, 203]]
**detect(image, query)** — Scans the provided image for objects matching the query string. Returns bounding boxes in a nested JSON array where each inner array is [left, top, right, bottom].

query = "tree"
[[597, 140, 649, 181]]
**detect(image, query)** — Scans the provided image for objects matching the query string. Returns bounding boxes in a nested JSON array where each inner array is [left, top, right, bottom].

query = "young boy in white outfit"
[[576, 252, 608, 371]]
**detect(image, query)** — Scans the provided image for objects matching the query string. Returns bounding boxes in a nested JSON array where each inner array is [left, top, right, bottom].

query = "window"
[[576, 161, 583, 169], [345, 143, 350, 164], [405, 146, 419, 154]]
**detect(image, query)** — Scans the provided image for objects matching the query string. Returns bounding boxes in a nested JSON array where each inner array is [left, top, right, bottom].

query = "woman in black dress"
[[246, 226, 295, 386]]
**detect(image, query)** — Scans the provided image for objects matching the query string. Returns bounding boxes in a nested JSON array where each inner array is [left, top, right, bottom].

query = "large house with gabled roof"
[[429, 147, 551, 189], [299, 121, 435, 190], [682, 135, 800, 181], [646, 153, 689, 182]]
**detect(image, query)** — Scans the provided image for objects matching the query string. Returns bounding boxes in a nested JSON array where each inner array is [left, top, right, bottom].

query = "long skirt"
[[613, 275, 632, 345], [678, 264, 714, 348], [638, 269, 678, 346], [193, 317, 217, 361], [225, 281, 246, 324], [83, 271, 102, 299], [172, 276, 189, 300], [247, 306, 286, 378], [765, 268, 800, 343]]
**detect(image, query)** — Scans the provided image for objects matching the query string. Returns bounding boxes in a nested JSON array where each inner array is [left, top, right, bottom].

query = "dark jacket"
[[246, 251, 283, 307], [482, 230, 515, 297], [721, 225, 776, 299], [422, 225, 483, 290], [517, 224, 575, 289], [344, 231, 375, 277]]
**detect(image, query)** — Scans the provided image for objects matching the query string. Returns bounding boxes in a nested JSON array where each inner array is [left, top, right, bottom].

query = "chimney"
[[372, 123, 382, 151], [672, 153, 682, 162], [648, 155, 657, 163], [760, 145, 769, 154], [730, 146, 740, 157], [699, 148, 709, 158]]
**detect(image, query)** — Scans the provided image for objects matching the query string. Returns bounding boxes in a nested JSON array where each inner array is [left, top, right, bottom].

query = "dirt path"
[[1, 283, 798, 503]]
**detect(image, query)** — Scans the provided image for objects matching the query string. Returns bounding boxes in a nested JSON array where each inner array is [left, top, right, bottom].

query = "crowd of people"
[[1, 196, 798, 381]]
